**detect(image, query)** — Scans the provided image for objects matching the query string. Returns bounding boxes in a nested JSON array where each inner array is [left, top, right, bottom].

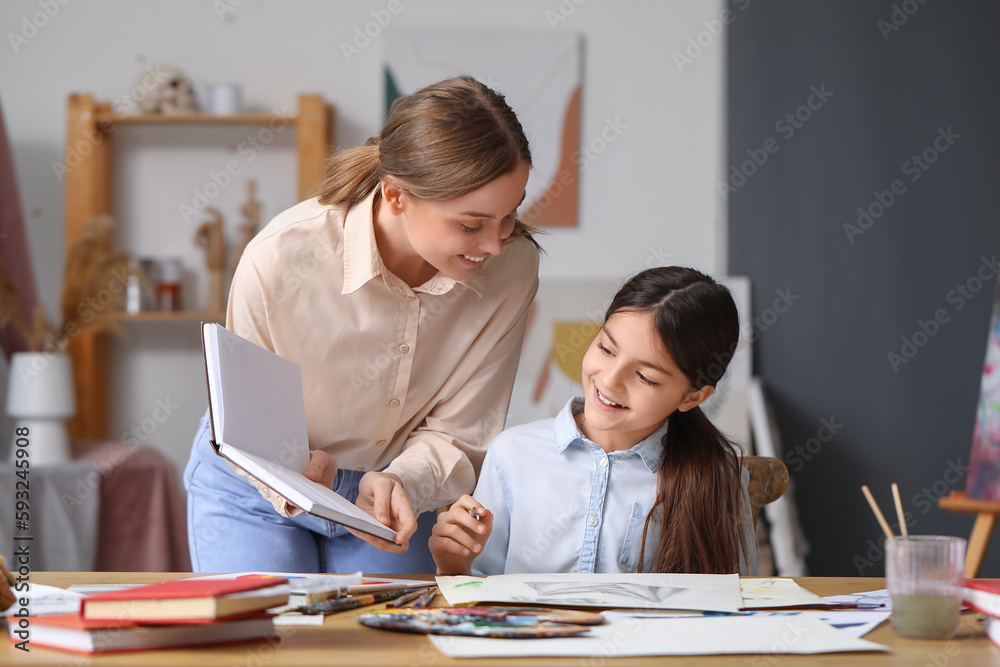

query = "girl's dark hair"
[[607, 266, 748, 574], [316, 76, 538, 247]]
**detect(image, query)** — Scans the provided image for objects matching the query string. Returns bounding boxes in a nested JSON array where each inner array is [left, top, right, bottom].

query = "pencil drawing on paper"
[[514, 581, 685, 606]]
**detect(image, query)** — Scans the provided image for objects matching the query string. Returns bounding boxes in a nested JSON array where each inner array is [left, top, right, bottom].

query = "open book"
[[201, 322, 396, 542]]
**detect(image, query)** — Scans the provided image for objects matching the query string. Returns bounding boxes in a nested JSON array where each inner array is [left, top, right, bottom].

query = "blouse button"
[[407, 295, 416, 301], [599, 458, 609, 468], [389, 398, 400, 408], [398, 344, 410, 354], [587, 516, 599, 527]]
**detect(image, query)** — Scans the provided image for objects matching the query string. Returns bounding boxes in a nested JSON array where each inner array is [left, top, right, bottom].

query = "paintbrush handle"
[[386, 587, 431, 608], [300, 588, 410, 614], [410, 587, 438, 608]]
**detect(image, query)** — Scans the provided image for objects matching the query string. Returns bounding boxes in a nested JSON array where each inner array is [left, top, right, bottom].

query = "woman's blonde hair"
[[316, 76, 539, 246]]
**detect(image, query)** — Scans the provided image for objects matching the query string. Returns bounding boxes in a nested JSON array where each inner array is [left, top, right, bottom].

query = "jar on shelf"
[[155, 258, 183, 311]]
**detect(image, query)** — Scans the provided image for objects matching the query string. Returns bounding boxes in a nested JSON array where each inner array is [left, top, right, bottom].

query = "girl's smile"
[[594, 386, 628, 410]]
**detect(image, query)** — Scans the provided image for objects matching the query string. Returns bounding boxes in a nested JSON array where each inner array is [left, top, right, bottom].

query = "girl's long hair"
[[609, 267, 748, 574], [316, 76, 538, 247]]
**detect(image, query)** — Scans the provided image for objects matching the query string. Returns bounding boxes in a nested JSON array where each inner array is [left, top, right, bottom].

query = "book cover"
[[8, 613, 275, 654], [201, 323, 397, 542], [963, 578, 1000, 617], [81, 575, 288, 623]]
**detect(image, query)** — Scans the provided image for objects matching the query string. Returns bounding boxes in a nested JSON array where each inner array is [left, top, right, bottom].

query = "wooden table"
[[4, 574, 999, 666]]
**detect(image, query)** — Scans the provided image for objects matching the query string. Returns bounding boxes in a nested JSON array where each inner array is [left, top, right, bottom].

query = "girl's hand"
[[428, 495, 493, 575], [346, 471, 417, 552]]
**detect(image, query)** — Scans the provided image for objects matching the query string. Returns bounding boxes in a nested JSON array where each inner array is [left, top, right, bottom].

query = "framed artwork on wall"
[[383, 28, 581, 227]]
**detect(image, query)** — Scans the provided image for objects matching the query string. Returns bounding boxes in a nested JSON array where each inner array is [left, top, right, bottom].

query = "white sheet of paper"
[[825, 589, 891, 610], [1, 583, 84, 617], [428, 615, 888, 658], [273, 612, 326, 626], [437, 572, 743, 613], [797, 610, 892, 638], [740, 578, 828, 608]]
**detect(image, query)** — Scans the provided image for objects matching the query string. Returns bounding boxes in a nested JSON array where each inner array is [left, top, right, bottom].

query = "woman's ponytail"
[[315, 137, 383, 211]]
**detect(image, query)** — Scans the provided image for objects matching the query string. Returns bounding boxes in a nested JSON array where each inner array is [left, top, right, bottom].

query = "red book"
[[80, 576, 288, 623], [7, 613, 276, 654], [962, 579, 1000, 618]]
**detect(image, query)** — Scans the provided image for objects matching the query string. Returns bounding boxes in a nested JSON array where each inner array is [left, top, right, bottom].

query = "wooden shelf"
[[116, 310, 226, 322], [64, 92, 333, 440], [93, 107, 297, 125]]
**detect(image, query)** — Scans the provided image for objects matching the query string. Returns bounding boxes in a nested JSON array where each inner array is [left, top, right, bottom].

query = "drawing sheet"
[[437, 573, 743, 613], [428, 615, 887, 658], [740, 578, 828, 608]]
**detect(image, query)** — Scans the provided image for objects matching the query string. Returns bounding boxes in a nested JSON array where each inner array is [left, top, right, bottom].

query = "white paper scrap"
[[428, 615, 888, 658]]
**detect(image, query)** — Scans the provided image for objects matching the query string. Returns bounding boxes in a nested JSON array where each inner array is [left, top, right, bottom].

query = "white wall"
[[0, 0, 726, 473]]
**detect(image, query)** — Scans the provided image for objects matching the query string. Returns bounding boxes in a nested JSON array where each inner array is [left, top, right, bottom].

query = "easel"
[[938, 491, 1000, 577]]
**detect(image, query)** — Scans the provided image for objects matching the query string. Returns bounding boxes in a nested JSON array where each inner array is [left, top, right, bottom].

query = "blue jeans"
[[183, 410, 437, 573]]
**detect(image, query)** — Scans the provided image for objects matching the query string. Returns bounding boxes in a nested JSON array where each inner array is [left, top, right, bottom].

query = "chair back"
[[743, 456, 790, 523]]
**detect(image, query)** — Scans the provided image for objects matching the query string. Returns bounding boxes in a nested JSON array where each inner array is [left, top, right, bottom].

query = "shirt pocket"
[[618, 502, 650, 572]]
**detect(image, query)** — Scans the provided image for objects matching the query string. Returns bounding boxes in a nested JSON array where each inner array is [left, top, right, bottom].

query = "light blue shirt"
[[471, 398, 757, 575]]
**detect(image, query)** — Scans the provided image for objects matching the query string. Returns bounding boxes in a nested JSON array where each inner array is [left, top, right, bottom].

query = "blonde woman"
[[184, 77, 540, 573]]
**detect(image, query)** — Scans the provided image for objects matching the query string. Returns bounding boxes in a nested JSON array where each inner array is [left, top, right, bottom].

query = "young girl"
[[185, 76, 540, 574], [430, 266, 757, 575]]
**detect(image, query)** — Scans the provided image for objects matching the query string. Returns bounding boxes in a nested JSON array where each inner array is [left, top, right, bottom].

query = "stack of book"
[[7, 575, 288, 654], [963, 579, 1000, 646]]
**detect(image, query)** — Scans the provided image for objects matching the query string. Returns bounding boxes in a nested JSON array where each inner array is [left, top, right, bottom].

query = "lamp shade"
[[6, 352, 76, 419]]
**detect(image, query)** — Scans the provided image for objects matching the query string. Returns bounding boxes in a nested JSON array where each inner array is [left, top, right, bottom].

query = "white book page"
[[203, 324, 310, 472], [221, 445, 396, 542]]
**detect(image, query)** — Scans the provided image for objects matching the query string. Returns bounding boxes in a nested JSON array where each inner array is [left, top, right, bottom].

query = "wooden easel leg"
[[966, 512, 997, 578]]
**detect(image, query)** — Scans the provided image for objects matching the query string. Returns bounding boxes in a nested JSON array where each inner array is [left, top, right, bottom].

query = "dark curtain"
[[728, 1, 1000, 575], [0, 93, 37, 358]]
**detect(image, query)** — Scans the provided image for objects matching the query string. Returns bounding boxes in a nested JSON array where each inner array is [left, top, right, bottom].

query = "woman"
[[184, 76, 540, 573]]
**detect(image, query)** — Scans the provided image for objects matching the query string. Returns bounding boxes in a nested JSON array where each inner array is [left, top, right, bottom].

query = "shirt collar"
[[341, 188, 485, 297], [553, 397, 664, 473], [342, 188, 382, 295]]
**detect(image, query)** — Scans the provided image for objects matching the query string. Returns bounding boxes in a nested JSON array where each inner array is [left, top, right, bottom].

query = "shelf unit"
[[63, 93, 333, 440]]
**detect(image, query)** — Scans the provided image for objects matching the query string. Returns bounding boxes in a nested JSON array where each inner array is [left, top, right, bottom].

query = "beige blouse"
[[227, 189, 540, 514]]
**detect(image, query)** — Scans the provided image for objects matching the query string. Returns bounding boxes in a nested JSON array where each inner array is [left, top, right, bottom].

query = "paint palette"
[[356, 606, 604, 638]]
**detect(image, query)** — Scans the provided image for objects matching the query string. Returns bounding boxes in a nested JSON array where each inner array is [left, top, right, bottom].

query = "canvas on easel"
[[967, 277, 1000, 501]]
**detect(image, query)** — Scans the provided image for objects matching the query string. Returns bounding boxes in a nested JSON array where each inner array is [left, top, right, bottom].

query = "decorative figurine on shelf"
[[194, 207, 227, 312], [135, 65, 198, 114], [228, 179, 262, 277]]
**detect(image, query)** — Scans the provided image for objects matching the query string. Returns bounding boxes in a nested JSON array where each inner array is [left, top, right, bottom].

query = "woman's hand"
[[428, 495, 493, 575], [346, 471, 417, 552], [302, 449, 338, 488]]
